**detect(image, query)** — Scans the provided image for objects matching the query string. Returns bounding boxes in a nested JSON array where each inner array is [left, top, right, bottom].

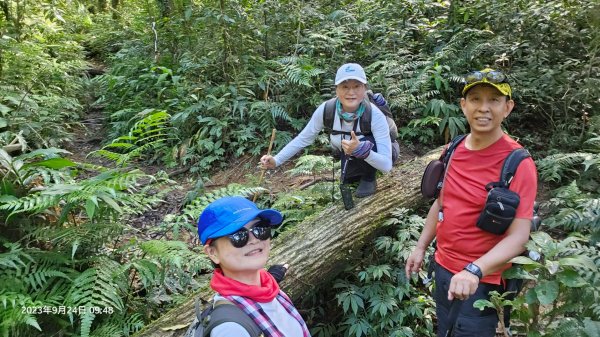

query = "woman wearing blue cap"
[[197, 196, 311, 337], [260, 63, 394, 198]]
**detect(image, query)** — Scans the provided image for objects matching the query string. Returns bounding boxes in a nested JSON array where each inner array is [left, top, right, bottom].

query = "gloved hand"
[[267, 264, 289, 284]]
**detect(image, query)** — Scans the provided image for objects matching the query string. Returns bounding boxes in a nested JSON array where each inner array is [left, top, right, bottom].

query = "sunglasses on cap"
[[465, 70, 507, 84], [207, 220, 272, 248]]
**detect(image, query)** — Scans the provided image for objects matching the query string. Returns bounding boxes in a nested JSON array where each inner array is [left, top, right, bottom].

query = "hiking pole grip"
[[253, 128, 277, 202]]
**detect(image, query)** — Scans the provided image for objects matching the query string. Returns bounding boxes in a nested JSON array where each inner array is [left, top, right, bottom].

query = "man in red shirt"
[[405, 69, 538, 336]]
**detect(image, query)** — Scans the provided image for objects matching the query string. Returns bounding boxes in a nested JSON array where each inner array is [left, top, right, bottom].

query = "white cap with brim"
[[335, 63, 367, 85]]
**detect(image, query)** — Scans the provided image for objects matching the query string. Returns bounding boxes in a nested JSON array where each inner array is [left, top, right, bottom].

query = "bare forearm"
[[416, 200, 440, 249], [474, 218, 531, 277]]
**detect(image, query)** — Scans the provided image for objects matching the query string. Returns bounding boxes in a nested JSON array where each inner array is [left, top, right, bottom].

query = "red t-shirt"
[[435, 134, 538, 284]]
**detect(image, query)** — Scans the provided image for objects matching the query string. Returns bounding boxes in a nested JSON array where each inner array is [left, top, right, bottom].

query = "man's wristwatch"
[[464, 263, 483, 280]]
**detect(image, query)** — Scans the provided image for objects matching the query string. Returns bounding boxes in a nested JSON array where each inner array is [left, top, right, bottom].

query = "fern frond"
[[66, 260, 125, 315], [538, 152, 592, 182], [89, 110, 175, 167], [286, 154, 335, 177], [122, 312, 145, 335], [0, 290, 43, 333], [583, 137, 600, 153], [178, 184, 266, 223], [28, 222, 123, 257], [90, 323, 123, 337], [0, 242, 32, 270], [0, 193, 59, 219], [139, 240, 211, 272], [121, 259, 160, 288]]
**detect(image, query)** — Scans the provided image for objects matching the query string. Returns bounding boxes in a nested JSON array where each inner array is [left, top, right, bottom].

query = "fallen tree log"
[[134, 147, 441, 337]]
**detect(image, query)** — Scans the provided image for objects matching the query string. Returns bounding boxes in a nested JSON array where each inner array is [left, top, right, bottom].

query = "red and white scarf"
[[210, 269, 311, 336]]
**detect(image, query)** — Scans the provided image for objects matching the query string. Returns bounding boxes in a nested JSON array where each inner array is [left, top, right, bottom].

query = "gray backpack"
[[184, 298, 263, 337]]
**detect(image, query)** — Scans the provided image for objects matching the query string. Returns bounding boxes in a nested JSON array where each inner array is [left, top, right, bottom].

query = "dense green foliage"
[[1, 0, 599, 336], [325, 209, 436, 337]]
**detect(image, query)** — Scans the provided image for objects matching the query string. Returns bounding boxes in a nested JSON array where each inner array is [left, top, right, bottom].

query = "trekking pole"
[[444, 299, 463, 337], [253, 128, 277, 202], [340, 153, 354, 210]]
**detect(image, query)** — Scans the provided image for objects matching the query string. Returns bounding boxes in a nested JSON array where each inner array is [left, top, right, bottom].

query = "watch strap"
[[464, 263, 483, 279]]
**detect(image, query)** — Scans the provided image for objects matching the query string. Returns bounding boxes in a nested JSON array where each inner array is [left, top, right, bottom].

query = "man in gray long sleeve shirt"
[[260, 63, 392, 197]]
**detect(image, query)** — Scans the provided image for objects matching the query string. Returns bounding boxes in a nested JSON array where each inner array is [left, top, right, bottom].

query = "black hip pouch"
[[476, 187, 520, 235]]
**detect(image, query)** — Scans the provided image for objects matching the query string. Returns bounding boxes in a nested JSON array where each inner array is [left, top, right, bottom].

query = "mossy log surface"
[[134, 147, 441, 337]]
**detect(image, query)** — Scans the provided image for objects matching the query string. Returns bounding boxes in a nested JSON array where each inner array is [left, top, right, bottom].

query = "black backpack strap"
[[499, 148, 531, 188], [442, 134, 467, 164], [359, 99, 372, 135], [484, 148, 531, 191], [435, 134, 467, 203], [204, 301, 263, 337], [322, 98, 337, 134]]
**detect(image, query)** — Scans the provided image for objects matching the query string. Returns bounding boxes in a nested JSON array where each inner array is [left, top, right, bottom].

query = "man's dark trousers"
[[434, 263, 502, 337]]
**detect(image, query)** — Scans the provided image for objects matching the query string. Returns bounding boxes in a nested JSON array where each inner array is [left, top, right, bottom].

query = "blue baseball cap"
[[335, 63, 367, 85], [197, 196, 283, 245]]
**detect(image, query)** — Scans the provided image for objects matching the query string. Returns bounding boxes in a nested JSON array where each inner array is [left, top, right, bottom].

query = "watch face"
[[466, 263, 482, 278]]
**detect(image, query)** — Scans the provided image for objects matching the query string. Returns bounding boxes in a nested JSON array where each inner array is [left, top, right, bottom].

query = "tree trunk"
[[133, 147, 442, 337], [111, 0, 120, 19]]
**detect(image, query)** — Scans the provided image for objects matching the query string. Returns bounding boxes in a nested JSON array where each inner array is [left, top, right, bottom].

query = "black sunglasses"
[[227, 220, 272, 248], [465, 70, 507, 84]]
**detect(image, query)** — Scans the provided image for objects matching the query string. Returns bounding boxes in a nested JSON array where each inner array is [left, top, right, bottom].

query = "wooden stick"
[[253, 128, 277, 202]]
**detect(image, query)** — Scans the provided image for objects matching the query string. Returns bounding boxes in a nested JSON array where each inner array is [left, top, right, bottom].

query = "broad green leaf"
[[535, 280, 559, 305], [545, 260, 559, 274], [85, 199, 96, 219], [71, 240, 80, 259], [530, 231, 553, 248], [24, 158, 76, 170], [557, 269, 587, 287], [559, 256, 597, 270], [473, 299, 494, 310], [98, 194, 122, 213], [502, 266, 536, 280], [582, 318, 600, 337], [510, 256, 542, 267], [525, 288, 540, 304], [0, 149, 13, 169]]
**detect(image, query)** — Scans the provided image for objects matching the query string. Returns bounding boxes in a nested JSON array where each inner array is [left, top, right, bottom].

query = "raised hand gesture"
[[341, 131, 360, 155]]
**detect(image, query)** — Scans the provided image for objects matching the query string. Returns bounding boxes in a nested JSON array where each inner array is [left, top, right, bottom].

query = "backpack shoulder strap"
[[359, 100, 372, 135], [367, 91, 393, 119], [322, 98, 337, 134], [204, 301, 263, 337], [499, 148, 531, 188], [442, 134, 467, 164]]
